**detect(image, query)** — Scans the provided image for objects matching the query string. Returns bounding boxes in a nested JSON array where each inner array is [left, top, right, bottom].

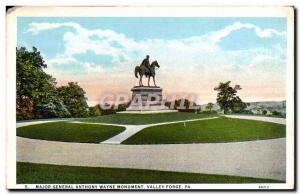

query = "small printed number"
[[259, 185, 269, 189]]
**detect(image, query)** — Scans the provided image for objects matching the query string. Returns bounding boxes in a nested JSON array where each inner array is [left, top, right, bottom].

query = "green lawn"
[[17, 122, 125, 143], [17, 162, 281, 184], [122, 117, 286, 144], [79, 112, 218, 125]]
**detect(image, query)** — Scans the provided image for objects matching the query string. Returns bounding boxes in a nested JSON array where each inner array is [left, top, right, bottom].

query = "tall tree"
[[16, 47, 60, 119], [58, 82, 89, 117], [17, 47, 89, 120], [229, 96, 248, 113], [214, 81, 246, 114]]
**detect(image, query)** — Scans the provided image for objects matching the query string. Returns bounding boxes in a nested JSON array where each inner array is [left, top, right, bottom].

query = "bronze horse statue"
[[134, 61, 160, 87]]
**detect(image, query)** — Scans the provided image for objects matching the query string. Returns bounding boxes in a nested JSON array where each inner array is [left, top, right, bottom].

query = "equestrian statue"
[[134, 55, 160, 87]]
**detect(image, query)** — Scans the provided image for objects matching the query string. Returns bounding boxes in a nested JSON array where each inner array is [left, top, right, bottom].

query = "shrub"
[[236, 110, 253, 115], [89, 106, 101, 117], [272, 110, 282, 116]]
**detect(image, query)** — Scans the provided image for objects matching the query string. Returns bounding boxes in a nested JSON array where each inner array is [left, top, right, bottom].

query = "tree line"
[[17, 47, 90, 120]]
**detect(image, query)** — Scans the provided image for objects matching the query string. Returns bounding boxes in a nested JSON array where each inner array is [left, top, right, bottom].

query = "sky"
[[17, 17, 287, 106]]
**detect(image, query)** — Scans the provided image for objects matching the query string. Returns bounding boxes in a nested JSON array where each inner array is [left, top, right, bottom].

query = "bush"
[[89, 106, 101, 117], [115, 103, 128, 112], [98, 104, 116, 115], [101, 109, 116, 115], [271, 110, 283, 117], [35, 101, 71, 119], [235, 110, 253, 115]]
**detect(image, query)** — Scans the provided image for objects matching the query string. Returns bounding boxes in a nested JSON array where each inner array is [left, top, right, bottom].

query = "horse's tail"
[[134, 66, 140, 78]]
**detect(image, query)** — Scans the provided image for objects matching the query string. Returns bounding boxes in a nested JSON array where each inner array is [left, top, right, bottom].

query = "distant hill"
[[201, 100, 286, 115], [246, 101, 286, 114]]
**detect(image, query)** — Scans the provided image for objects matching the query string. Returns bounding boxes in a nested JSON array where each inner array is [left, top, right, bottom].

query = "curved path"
[[100, 116, 219, 144], [16, 115, 286, 181]]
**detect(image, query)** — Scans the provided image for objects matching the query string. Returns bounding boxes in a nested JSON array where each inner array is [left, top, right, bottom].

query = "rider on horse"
[[135, 56, 160, 87], [140, 55, 151, 77]]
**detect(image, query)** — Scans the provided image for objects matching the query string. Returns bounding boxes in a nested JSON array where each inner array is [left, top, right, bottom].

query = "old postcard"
[[6, 6, 294, 190]]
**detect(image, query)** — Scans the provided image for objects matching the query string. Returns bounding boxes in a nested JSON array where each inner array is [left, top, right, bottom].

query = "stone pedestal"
[[126, 86, 169, 111]]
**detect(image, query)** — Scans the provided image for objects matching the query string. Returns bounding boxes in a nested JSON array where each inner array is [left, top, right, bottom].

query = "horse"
[[134, 61, 160, 87]]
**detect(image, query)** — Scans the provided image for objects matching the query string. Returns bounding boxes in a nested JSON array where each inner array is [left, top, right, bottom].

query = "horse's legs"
[[139, 75, 141, 86], [140, 75, 143, 86], [148, 76, 150, 87], [153, 76, 157, 87]]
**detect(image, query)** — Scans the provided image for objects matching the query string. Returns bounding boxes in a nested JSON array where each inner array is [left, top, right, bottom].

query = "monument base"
[[126, 86, 170, 111]]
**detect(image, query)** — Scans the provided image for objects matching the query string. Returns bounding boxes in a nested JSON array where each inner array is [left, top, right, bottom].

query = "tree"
[[165, 99, 197, 110], [16, 47, 63, 120], [89, 105, 101, 117], [16, 46, 90, 120], [16, 96, 34, 120], [230, 96, 248, 113], [206, 103, 214, 111], [214, 81, 247, 114], [262, 110, 267, 115], [58, 82, 89, 117]]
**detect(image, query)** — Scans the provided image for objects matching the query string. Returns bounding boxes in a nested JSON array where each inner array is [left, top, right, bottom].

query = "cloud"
[[27, 22, 81, 35], [27, 22, 286, 71], [209, 22, 286, 43], [46, 56, 77, 65], [83, 62, 105, 74], [26, 21, 287, 105]]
